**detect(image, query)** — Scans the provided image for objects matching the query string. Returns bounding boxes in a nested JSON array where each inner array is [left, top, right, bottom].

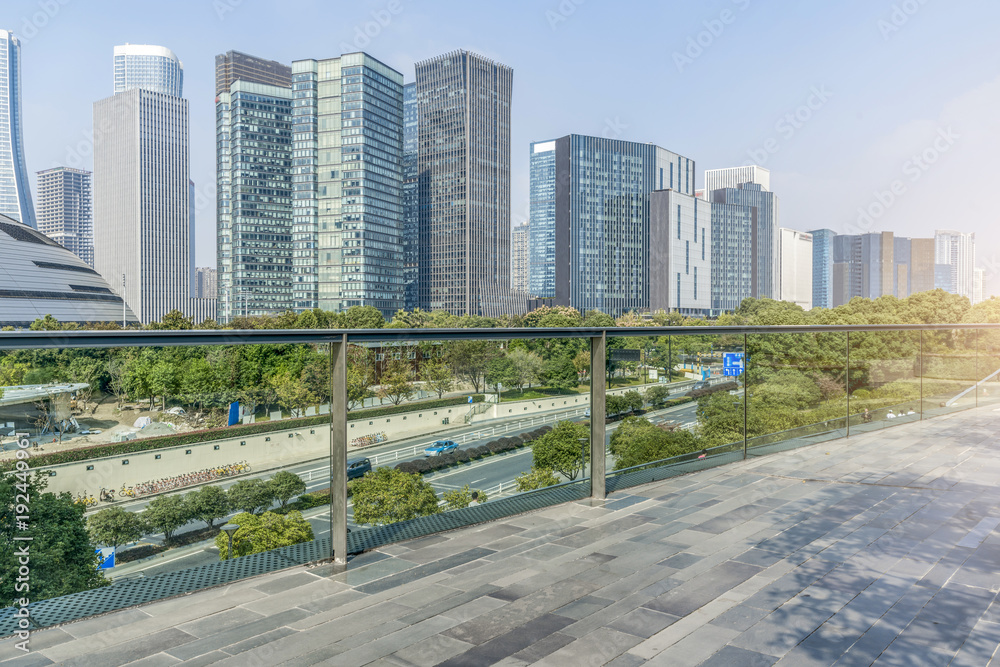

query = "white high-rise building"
[[36, 167, 93, 266], [113, 44, 183, 96], [777, 228, 813, 310], [704, 165, 770, 194], [511, 222, 529, 294], [94, 44, 190, 324], [934, 230, 975, 299], [0, 29, 36, 228]]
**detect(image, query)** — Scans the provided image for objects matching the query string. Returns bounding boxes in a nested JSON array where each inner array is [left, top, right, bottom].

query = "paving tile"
[[644, 561, 763, 617], [607, 607, 679, 638], [437, 613, 573, 667], [46, 628, 194, 667], [385, 633, 473, 667], [532, 627, 643, 667], [698, 645, 777, 666]]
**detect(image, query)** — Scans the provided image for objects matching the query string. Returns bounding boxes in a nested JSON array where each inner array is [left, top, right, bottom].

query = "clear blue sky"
[[8, 0, 1000, 293]]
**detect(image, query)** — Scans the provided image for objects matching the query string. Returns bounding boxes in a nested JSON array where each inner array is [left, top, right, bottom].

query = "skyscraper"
[[113, 44, 184, 96], [291, 53, 404, 318], [934, 229, 976, 299], [710, 202, 755, 313], [403, 82, 419, 311], [777, 228, 813, 310], [94, 44, 190, 324], [216, 78, 294, 322], [829, 231, 942, 305], [0, 29, 35, 228], [704, 165, 770, 194], [195, 267, 217, 299], [36, 167, 93, 266], [511, 222, 529, 294], [529, 140, 556, 298], [215, 50, 291, 95], [809, 229, 835, 309], [416, 50, 512, 316], [531, 134, 699, 316], [708, 183, 779, 299]]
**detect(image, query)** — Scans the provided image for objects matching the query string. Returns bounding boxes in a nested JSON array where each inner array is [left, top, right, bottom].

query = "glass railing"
[[1, 323, 996, 633]]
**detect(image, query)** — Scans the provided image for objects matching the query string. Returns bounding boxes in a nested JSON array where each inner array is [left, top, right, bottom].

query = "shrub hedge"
[[0, 394, 485, 472], [394, 424, 553, 477]]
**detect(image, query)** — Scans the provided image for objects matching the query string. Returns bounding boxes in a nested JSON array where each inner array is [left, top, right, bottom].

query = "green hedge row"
[[0, 394, 486, 472], [393, 426, 554, 475]]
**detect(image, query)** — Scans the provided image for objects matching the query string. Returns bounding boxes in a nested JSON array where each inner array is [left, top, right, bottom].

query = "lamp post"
[[221, 523, 239, 560]]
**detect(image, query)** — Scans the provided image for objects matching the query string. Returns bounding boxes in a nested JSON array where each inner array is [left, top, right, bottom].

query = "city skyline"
[[5, 1, 1000, 297]]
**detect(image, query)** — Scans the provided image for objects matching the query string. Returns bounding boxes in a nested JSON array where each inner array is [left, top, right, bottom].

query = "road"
[[105, 395, 701, 580]]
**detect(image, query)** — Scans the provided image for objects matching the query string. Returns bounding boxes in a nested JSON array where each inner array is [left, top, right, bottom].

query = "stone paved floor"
[[4, 406, 1000, 666]]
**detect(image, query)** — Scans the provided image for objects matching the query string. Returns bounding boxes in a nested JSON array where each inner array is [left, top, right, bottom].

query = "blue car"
[[347, 457, 372, 480], [424, 440, 459, 457]]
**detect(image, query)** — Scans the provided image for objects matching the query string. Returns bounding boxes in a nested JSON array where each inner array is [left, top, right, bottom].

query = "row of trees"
[[85, 471, 308, 549]]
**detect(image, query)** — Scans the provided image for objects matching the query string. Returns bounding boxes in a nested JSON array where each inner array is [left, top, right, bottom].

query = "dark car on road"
[[347, 457, 372, 479]]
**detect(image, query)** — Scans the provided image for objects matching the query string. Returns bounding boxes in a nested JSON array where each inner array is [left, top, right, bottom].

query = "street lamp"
[[221, 523, 240, 560]]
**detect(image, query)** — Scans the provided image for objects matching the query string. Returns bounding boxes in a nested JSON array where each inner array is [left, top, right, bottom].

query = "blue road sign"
[[96, 547, 115, 569], [723, 353, 745, 371]]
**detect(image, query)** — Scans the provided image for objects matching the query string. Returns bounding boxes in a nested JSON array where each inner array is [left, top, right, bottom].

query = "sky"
[[8, 0, 1000, 294]]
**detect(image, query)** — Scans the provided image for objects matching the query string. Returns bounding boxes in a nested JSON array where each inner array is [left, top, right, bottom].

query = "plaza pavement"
[[3, 404, 1000, 665]]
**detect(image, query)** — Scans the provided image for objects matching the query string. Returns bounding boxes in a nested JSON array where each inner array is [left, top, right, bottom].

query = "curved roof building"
[[0, 213, 137, 327]]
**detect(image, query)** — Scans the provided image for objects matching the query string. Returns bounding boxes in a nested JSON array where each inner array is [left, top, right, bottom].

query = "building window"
[[694, 267, 698, 300], [686, 241, 690, 274], [677, 205, 681, 239], [677, 273, 681, 307]]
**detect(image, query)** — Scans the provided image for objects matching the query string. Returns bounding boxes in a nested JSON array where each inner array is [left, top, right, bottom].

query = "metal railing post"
[[330, 333, 348, 567], [846, 331, 851, 437], [919, 330, 924, 420], [590, 332, 607, 500], [743, 333, 748, 459]]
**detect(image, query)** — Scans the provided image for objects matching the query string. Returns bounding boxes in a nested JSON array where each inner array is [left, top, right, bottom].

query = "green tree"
[[543, 354, 579, 392], [347, 345, 376, 410], [421, 357, 454, 399], [340, 305, 387, 330], [271, 369, 313, 416], [623, 389, 644, 413], [507, 348, 544, 391], [68, 356, 103, 410], [351, 467, 441, 526], [87, 507, 147, 550], [214, 510, 314, 559], [447, 340, 500, 394], [1, 473, 109, 605], [485, 355, 518, 394], [152, 309, 195, 330], [532, 420, 590, 480], [514, 467, 560, 492], [268, 471, 307, 509], [609, 417, 700, 470], [378, 355, 416, 405], [143, 494, 192, 544], [227, 479, 275, 515], [644, 385, 670, 408], [185, 486, 230, 530], [442, 484, 488, 510]]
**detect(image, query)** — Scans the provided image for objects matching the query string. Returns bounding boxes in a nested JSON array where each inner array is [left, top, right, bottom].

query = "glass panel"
[[848, 330, 921, 433], [920, 328, 979, 418], [605, 332, 744, 493], [746, 331, 848, 456]]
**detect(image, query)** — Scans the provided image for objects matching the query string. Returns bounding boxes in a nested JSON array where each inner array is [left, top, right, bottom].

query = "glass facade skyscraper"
[[710, 202, 755, 312], [709, 183, 779, 299], [0, 29, 36, 229], [416, 50, 512, 316], [291, 53, 404, 318], [809, 228, 835, 309], [403, 82, 419, 311], [531, 134, 697, 316], [934, 229, 976, 299], [529, 140, 556, 298], [215, 51, 291, 96], [113, 44, 184, 96], [216, 80, 294, 322]]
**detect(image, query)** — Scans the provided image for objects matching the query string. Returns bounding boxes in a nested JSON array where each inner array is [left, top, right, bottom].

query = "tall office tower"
[[416, 50, 512, 316], [195, 267, 218, 299], [974, 267, 985, 304], [530, 134, 698, 316], [529, 140, 556, 298], [291, 53, 404, 318], [704, 165, 770, 194], [777, 228, 813, 310], [0, 30, 35, 228], [402, 82, 419, 312], [94, 44, 190, 324], [510, 222, 529, 293], [650, 189, 711, 315], [708, 184, 779, 298], [808, 229, 835, 309], [909, 238, 936, 294], [830, 232, 898, 306], [215, 50, 292, 95], [113, 44, 183, 96], [934, 230, 976, 299], [35, 167, 93, 266], [710, 202, 755, 313], [216, 78, 293, 322]]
